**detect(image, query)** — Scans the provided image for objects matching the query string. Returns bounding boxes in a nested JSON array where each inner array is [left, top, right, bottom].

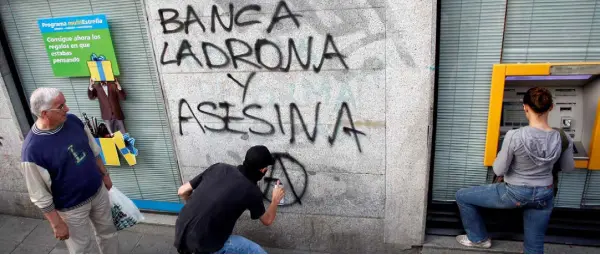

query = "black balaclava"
[[238, 145, 275, 183]]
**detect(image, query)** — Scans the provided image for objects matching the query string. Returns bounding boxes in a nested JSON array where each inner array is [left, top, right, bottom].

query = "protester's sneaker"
[[456, 235, 492, 249]]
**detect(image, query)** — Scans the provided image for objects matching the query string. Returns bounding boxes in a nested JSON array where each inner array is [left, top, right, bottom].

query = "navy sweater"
[[21, 114, 102, 212]]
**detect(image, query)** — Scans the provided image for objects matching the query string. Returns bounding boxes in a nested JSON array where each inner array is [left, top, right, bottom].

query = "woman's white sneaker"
[[456, 235, 492, 249]]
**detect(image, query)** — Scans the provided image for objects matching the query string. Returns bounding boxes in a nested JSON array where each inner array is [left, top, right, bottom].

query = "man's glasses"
[[46, 104, 66, 112]]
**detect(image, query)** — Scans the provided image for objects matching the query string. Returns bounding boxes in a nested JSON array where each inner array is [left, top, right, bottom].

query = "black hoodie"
[[174, 146, 275, 253]]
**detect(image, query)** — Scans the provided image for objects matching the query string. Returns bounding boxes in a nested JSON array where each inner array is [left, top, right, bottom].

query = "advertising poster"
[[38, 14, 120, 78]]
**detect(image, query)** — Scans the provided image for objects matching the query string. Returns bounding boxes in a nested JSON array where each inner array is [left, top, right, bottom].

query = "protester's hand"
[[272, 180, 285, 204], [178, 182, 193, 201], [52, 220, 69, 240], [103, 174, 113, 190]]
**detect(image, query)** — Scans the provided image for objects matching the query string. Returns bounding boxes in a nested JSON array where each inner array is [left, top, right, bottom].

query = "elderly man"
[[21, 87, 118, 254]]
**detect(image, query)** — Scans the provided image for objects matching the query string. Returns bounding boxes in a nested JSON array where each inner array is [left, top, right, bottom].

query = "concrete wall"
[[145, 0, 436, 252], [0, 40, 42, 219]]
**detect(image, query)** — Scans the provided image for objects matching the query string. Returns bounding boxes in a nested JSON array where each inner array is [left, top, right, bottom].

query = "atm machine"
[[484, 63, 600, 170]]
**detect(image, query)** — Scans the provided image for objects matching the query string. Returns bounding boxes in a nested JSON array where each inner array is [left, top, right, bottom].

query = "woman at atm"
[[455, 87, 575, 254]]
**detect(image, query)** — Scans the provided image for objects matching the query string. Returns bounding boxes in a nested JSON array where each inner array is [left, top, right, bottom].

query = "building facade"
[[1, 0, 599, 253], [0, 0, 435, 252]]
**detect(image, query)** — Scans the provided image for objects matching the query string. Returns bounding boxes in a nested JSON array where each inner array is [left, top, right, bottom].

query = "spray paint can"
[[274, 182, 284, 205]]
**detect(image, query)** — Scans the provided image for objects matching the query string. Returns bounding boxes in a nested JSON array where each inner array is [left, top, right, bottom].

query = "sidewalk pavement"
[[0, 214, 179, 254], [421, 235, 600, 254], [0, 214, 309, 254], [3, 213, 600, 254]]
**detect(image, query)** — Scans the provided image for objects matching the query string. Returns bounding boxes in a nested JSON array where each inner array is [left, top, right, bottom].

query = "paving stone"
[[0, 216, 42, 242], [131, 234, 174, 254], [22, 222, 59, 247], [49, 246, 69, 254], [0, 239, 20, 253], [167, 246, 180, 254], [11, 244, 54, 254], [117, 230, 142, 253], [0, 214, 8, 228]]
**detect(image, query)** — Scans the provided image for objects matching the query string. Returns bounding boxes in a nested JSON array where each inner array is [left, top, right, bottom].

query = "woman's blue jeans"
[[456, 183, 554, 254]]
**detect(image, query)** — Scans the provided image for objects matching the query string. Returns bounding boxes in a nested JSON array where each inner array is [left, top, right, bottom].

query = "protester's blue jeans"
[[213, 235, 267, 254], [456, 183, 554, 254]]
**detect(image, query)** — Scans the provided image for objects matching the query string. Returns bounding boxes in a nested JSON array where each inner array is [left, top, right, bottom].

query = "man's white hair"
[[29, 87, 62, 117]]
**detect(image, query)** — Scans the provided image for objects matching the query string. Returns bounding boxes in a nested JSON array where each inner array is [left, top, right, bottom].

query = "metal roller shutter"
[[502, 0, 600, 63], [0, 0, 182, 206], [502, 0, 600, 208], [432, 0, 506, 201], [582, 171, 600, 207], [555, 170, 587, 208]]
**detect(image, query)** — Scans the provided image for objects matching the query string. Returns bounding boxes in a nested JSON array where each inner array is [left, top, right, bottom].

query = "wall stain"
[[205, 154, 213, 165], [227, 150, 243, 162], [353, 120, 385, 128], [241, 133, 249, 140]]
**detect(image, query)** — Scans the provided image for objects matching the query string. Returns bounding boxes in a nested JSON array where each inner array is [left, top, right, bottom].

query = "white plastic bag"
[[108, 186, 144, 231]]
